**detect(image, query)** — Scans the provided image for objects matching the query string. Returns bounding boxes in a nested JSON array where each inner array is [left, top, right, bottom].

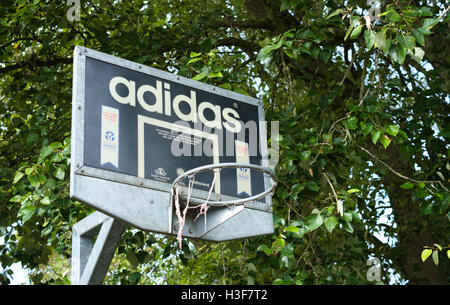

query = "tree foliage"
[[0, 0, 449, 284]]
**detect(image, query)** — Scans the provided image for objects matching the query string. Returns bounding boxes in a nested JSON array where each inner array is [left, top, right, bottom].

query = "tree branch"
[[0, 37, 40, 50], [0, 57, 72, 75], [358, 145, 446, 190]]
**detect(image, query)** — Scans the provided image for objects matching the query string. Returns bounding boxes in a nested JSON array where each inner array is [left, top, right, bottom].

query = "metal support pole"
[[71, 211, 125, 285]]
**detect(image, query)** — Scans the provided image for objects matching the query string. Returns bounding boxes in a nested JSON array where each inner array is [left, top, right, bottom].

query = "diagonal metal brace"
[[71, 211, 125, 285]]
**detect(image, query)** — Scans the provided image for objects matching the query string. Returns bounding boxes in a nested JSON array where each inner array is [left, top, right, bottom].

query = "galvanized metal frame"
[[71, 46, 272, 209], [71, 211, 125, 285], [70, 45, 273, 240]]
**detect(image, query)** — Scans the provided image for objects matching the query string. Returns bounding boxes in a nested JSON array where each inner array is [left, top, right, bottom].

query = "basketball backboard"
[[70, 46, 274, 241]]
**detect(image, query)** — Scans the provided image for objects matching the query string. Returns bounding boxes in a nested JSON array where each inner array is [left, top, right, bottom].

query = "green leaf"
[[421, 249, 432, 262], [380, 134, 391, 149], [422, 18, 439, 29], [256, 45, 272, 62], [311, 47, 320, 60], [364, 30, 376, 50], [300, 150, 311, 161], [397, 35, 415, 50], [389, 45, 407, 65], [374, 30, 387, 51], [49, 142, 62, 149], [25, 167, 34, 175], [307, 214, 324, 231], [420, 7, 433, 16], [41, 197, 51, 205], [280, 0, 290, 11], [420, 202, 433, 215], [280, 248, 294, 268], [192, 73, 207, 81], [28, 174, 39, 187], [344, 116, 358, 130], [385, 124, 400, 136], [283, 47, 295, 59], [400, 181, 414, 190], [347, 188, 360, 194], [18, 205, 35, 223], [273, 278, 284, 285], [343, 212, 352, 222], [387, 10, 402, 22], [200, 38, 214, 53], [344, 18, 360, 41], [257, 244, 269, 252], [412, 29, 425, 46], [326, 8, 343, 19], [189, 51, 201, 58], [417, 27, 432, 36], [38, 173, 46, 184], [220, 83, 232, 91], [343, 221, 353, 234], [274, 237, 286, 249], [409, 47, 425, 64], [126, 251, 140, 268], [187, 57, 202, 65], [41, 224, 52, 237], [208, 71, 223, 78], [13, 172, 25, 184], [9, 195, 22, 202], [447, 250, 450, 260], [306, 181, 319, 192], [350, 211, 362, 223], [292, 184, 305, 193], [432, 250, 439, 265], [361, 122, 373, 137], [319, 50, 331, 62], [344, 26, 354, 41], [324, 216, 338, 233], [285, 226, 299, 233], [350, 25, 363, 40], [38, 146, 53, 163], [55, 167, 65, 180], [433, 244, 442, 251], [371, 129, 381, 144]]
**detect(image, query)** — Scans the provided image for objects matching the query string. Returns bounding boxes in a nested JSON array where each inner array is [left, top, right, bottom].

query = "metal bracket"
[[71, 211, 125, 285]]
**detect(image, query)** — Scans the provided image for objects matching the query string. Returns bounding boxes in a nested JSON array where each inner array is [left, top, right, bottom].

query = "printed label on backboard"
[[101, 105, 119, 167], [235, 140, 251, 197]]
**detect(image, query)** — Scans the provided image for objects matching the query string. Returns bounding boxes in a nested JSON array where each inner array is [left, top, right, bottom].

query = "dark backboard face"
[[82, 57, 265, 199], [70, 46, 273, 240]]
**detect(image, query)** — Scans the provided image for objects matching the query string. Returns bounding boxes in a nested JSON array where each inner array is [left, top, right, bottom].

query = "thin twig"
[[220, 245, 227, 285], [323, 173, 343, 216], [328, 114, 350, 134], [438, 5, 450, 20], [359, 56, 368, 101], [296, 239, 312, 268], [240, 240, 247, 272], [358, 145, 448, 191], [339, 48, 358, 85]]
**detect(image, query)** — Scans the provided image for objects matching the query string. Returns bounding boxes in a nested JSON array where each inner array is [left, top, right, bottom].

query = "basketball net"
[[174, 170, 219, 249]]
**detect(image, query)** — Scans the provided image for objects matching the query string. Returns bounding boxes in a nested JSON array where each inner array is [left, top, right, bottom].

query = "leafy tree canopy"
[[0, 0, 448, 284]]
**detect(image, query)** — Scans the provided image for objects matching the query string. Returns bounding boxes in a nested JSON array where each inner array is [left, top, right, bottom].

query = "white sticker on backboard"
[[235, 140, 251, 197], [101, 105, 119, 167]]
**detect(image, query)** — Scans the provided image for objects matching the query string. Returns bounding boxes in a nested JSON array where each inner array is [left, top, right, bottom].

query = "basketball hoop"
[[170, 163, 277, 248], [171, 162, 277, 207]]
